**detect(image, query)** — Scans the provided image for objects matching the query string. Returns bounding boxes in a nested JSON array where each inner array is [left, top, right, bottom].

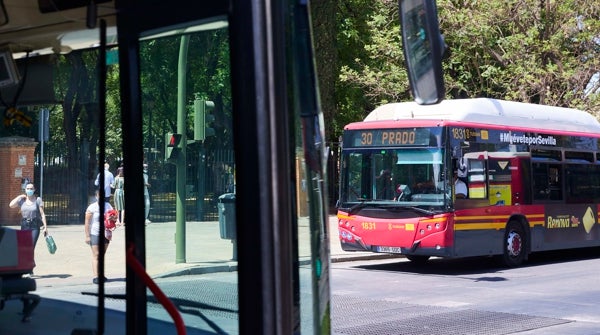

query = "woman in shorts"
[[84, 190, 114, 284]]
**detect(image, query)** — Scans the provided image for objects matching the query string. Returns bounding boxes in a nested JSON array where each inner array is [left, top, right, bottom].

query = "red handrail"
[[126, 243, 186, 335]]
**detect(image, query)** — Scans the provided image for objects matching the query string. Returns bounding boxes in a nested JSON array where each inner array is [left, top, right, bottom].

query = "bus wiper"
[[348, 200, 371, 215], [392, 206, 436, 216]]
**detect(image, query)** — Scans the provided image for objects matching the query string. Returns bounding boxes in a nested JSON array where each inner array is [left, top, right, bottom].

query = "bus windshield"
[[340, 147, 450, 209]]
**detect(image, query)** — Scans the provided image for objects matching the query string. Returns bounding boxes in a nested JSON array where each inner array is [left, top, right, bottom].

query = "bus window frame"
[[115, 0, 329, 333]]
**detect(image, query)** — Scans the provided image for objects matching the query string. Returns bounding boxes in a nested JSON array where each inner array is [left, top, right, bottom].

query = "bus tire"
[[406, 255, 430, 264], [502, 221, 526, 267]]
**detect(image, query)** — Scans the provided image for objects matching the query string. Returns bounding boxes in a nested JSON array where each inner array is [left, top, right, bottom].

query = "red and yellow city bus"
[[337, 98, 600, 267]]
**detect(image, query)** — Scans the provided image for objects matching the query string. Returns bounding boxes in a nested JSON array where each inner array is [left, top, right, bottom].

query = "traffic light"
[[194, 97, 215, 141], [165, 132, 182, 163]]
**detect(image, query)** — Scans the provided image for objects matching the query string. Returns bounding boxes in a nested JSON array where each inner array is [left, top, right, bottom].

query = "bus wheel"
[[406, 255, 430, 264], [503, 221, 526, 267]]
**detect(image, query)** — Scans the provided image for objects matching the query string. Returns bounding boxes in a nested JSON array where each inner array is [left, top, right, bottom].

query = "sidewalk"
[[31, 215, 399, 288]]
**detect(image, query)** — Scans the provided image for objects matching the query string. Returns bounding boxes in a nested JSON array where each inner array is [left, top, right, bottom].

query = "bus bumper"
[[339, 226, 452, 257]]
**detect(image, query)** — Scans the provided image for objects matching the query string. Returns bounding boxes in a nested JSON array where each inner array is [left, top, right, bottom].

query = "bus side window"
[[532, 163, 549, 200], [533, 163, 563, 200], [548, 165, 562, 200], [566, 165, 595, 203]]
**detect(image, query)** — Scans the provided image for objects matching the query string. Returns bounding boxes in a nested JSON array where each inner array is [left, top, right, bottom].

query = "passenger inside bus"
[[454, 170, 468, 199], [414, 178, 436, 193]]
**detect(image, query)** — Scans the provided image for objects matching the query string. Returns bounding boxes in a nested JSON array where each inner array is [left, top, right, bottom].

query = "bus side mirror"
[[399, 0, 446, 105]]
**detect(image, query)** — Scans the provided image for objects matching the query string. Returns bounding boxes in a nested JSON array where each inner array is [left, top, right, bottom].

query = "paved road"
[[4, 217, 599, 334], [330, 253, 600, 335]]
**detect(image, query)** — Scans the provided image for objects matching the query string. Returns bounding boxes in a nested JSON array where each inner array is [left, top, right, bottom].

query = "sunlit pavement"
[[28, 215, 396, 288]]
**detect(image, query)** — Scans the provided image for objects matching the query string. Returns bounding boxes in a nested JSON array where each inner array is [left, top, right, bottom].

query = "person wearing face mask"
[[9, 183, 48, 275]]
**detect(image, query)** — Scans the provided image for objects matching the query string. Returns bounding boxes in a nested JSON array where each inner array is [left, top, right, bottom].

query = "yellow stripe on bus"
[[455, 222, 506, 230], [455, 215, 509, 221], [454, 214, 544, 222], [455, 220, 545, 231], [339, 213, 546, 231]]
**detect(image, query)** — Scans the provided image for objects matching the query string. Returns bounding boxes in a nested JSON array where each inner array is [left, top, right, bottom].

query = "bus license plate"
[[377, 246, 402, 254]]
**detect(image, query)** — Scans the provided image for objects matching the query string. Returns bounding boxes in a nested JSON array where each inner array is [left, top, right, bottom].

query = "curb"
[[154, 253, 403, 278]]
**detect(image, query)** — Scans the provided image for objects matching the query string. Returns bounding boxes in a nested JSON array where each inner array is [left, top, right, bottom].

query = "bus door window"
[[517, 157, 532, 204], [488, 157, 513, 205], [453, 170, 467, 199], [466, 158, 487, 199], [453, 157, 468, 199], [532, 149, 563, 201]]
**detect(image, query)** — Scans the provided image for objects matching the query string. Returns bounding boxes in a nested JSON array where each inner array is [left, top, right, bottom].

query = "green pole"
[[176, 35, 189, 263]]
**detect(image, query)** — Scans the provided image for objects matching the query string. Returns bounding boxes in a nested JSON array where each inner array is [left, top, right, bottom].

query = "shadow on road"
[[352, 246, 600, 276]]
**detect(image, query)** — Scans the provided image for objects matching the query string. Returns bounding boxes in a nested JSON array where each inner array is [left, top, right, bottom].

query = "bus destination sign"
[[345, 128, 432, 148]]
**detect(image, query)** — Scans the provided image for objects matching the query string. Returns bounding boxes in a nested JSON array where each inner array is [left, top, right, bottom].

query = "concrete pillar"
[[0, 137, 37, 226]]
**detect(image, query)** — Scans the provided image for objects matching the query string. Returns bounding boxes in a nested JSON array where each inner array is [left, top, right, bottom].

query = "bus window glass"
[[566, 164, 600, 203], [467, 159, 486, 199], [140, 21, 240, 333], [531, 149, 562, 161], [548, 165, 563, 200], [373, 152, 394, 200], [564, 151, 595, 163], [533, 163, 563, 201], [339, 148, 447, 207]]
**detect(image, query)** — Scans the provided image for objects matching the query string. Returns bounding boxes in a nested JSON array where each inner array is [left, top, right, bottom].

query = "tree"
[[52, 49, 123, 213], [439, 0, 600, 113], [334, 0, 600, 123], [311, 0, 338, 143], [336, 0, 411, 140]]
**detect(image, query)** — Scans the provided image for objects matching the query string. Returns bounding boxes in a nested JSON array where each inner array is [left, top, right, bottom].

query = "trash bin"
[[218, 193, 236, 240]]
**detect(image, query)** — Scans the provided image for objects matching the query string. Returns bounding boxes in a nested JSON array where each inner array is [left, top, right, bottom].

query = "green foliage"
[[139, 29, 232, 154], [439, 0, 600, 114], [335, 0, 600, 131], [336, 0, 412, 140]]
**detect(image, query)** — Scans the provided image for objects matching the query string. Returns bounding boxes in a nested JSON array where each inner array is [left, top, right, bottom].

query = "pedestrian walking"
[[94, 162, 115, 202], [9, 183, 48, 276], [84, 190, 114, 284], [113, 166, 125, 225], [143, 164, 151, 224]]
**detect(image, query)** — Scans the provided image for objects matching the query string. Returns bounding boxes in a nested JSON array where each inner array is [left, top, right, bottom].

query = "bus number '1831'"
[[452, 128, 478, 140]]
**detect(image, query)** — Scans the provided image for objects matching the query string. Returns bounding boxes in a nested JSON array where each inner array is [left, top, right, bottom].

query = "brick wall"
[[0, 137, 37, 226]]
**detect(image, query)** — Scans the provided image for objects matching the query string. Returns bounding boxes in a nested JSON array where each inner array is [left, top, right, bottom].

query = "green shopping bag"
[[45, 231, 57, 254]]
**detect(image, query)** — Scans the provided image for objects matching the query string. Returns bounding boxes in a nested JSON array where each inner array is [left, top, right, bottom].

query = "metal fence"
[[36, 148, 235, 225], [35, 140, 343, 224]]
